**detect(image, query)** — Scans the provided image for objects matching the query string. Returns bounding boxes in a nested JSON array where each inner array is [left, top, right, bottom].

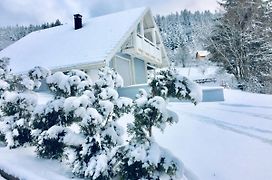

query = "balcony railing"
[[122, 33, 162, 63]]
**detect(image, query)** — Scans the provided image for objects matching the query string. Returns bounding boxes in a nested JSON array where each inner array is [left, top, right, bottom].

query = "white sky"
[[0, 0, 220, 27]]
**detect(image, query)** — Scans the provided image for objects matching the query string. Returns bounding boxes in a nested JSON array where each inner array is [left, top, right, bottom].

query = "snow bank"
[[0, 147, 80, 180]]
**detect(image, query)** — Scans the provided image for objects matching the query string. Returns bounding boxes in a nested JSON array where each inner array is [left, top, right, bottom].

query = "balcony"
[[122, 33, 162, 64]]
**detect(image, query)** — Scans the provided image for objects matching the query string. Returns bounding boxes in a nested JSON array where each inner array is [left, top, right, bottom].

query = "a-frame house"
[[0, 7, 169, 87]]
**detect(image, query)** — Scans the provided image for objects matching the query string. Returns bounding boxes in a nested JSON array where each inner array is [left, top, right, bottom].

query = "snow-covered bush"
[[117, 89, 183, 179], [36, 125, 67, 159], [28, 66, 51, 90], [0, 90, 37, 148], [132, 90, 176, 138], [32, 98, 66, 130], [117, 69, 202, 179], [149, 68, 202, 104], [35, 124, 85, 159], [0, 57, 11, 93], [32, 69, 92, 158], [62, 67, 130, 179], [0, 57, 11, 77], [95, 66, 123, 89], [32, 67, 130, 176], [0, 60, 48, 148], [2, 64, 50, 92], [118, 140, 183, 180], [32, 95, 92, 159], [46, 70, 92, 97]]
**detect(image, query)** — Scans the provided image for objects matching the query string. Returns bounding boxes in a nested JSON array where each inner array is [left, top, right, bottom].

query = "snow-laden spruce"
[[150, 67, 202, 104], [117, 68, 201, 179], [0, 58, 11, 93], [117, 89, 184, 180], [32, 70, 92, 158], [46, 70, 92, 97], [32, 67, 129, 179], [63, 67, 129, 179], [0, 59, 50, 148]]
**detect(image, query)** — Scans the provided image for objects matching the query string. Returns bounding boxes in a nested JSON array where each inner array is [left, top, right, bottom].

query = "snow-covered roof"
[[0, 7, 149, 74]]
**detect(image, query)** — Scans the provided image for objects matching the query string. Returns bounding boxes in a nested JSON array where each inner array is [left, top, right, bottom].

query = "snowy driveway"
[[155, 90, 272, 180]]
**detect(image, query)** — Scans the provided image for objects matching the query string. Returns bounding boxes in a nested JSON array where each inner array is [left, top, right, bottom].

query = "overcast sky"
[[0, 0, 220, 27]]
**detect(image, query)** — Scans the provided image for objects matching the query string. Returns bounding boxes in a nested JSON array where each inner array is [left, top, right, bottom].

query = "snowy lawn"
[[155, 89, 272, 180], [0, 146, 80, 180], [0, 89, 271, 180]]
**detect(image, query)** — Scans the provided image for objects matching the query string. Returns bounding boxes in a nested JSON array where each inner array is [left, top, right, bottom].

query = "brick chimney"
[[74, 14, 82, 30]]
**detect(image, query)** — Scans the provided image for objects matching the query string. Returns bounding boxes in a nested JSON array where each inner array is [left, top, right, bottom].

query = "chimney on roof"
[[74, 14, 82, 30]]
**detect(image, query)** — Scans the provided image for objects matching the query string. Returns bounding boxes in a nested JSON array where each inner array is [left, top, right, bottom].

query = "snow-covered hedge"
[[0, 63, 201, 180]]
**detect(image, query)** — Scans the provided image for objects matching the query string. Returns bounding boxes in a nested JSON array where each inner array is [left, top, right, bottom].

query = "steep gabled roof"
[[0, 7, 153, 73]]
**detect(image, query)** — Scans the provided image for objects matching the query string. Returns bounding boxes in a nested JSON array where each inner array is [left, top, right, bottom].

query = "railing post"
[[140, 19, 144, 37], [151, 28, 156, 45], [133, 30, 137, 50]]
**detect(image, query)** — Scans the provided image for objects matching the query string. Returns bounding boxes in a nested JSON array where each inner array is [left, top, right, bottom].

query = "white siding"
[[114, 56, 132, 86], [87, 68, 100, 82]]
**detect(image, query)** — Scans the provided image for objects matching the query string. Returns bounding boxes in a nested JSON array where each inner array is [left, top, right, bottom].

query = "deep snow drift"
[[0, 89, 272, 180]]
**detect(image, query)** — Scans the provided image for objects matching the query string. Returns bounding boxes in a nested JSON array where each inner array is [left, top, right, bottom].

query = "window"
[[114, 56, 132, 86], [134, 58, 146, 84]]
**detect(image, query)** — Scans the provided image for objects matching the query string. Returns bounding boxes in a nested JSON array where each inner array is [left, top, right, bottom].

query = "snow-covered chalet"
[[0, 7, 169, 87]]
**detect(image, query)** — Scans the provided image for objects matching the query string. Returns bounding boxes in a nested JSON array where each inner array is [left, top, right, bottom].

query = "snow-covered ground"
[[0, 89, 271, 180], [0, 147, 80, 180], [155, 89, 272, 180]]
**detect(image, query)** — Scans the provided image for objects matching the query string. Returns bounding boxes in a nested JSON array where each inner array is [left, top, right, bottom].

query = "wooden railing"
[[122, 33, 162, 63], [194, 78, 217, 84]]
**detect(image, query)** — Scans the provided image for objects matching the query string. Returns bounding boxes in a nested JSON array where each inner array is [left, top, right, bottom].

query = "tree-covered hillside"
[[0, 20, 61, 51], [155, 10, 217, 67]]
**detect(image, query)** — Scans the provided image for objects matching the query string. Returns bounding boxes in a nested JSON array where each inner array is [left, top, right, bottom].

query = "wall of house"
[[87, 68, 100, 82], [111, 54, 147, 86]]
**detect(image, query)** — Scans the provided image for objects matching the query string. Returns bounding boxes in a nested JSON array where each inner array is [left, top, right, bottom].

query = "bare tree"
[[207, 0, 272, 93]]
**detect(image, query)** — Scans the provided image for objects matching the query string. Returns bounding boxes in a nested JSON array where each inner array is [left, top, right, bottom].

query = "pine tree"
[[32, 69, 92, 158], [117, 89, 183, 180], [0, 60, 49, 148], [32, 67, 129, 179], [117, 68, 201, 179], [46, 70, 93, 98], [0, 58, 11, 94], [149, 68, 202, 104], [63, 67, 129, 179]]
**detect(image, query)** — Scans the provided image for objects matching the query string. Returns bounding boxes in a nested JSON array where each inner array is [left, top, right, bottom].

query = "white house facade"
[[0, 7, 169, 87]]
